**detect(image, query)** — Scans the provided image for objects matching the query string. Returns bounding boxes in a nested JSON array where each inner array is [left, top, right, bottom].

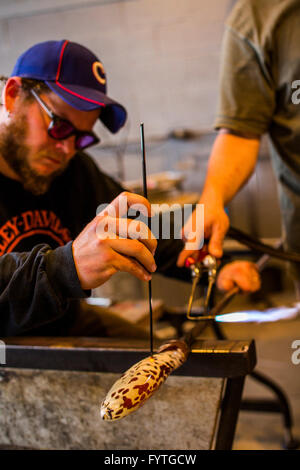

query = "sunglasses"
[[30, 89, 100, 150]]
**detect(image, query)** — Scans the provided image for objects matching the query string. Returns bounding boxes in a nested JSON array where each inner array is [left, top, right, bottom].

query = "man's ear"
[[3, 77, 23, 114]]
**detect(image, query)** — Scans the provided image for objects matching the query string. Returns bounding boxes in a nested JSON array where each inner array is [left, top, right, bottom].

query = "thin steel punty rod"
[[140, 122, 154, 356]]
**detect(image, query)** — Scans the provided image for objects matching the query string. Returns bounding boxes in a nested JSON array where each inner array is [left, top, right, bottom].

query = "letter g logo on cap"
[[92, 61, 106, 85]]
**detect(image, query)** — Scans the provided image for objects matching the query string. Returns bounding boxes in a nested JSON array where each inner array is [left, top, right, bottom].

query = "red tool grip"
[[184, 257, 196, 268], [184, 247, 209, 268]]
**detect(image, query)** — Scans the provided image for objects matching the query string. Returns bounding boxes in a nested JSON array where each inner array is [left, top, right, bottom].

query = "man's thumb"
[[208, 226, 225, 258]]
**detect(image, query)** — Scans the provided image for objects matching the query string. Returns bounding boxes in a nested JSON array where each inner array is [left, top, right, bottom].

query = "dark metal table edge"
[[0, 337, 256, 378]]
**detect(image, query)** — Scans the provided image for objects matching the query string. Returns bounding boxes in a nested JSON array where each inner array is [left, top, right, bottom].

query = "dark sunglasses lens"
[[76, 134, 97, 150], [49, 120, 74, 139]]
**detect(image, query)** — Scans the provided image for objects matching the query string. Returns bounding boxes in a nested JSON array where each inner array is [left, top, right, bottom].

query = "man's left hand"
[[217, 260, 261, 293]]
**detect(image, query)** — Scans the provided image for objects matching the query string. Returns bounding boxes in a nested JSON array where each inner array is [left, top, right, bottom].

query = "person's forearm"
[[200, 129, 260, 206]]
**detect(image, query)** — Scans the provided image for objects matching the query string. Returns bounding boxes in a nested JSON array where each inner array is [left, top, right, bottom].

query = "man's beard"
[[0, 114, 69, 196]]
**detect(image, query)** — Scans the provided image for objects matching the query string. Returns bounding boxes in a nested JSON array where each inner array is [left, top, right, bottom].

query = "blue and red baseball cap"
[[11, 39, 127, 133]]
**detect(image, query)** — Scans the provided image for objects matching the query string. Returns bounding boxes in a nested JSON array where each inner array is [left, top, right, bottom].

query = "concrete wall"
[[0, 0, 232, 144]]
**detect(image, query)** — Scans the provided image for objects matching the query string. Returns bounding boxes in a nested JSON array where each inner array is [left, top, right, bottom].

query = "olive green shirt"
[[215, 0, 300, 261]]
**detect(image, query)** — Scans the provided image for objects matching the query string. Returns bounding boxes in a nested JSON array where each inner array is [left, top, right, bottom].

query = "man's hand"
[[177, 193, 229, 267], [177, 129, 260, 268], [217, 261, 261, 293], [72, 192, 157, 290]]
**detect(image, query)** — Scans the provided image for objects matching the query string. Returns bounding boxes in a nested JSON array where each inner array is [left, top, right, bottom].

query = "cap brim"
[[45, 81, 127, 134]]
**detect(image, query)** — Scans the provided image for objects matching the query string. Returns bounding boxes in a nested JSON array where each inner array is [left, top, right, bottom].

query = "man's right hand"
[[196, 196, 230, 259], [72, 192, 157, 290], [177, 129, 260, 267], [177, 193, 229, 267]]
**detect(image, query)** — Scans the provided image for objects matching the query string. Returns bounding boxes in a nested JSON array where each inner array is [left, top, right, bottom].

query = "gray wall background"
[[0, 0, 230, 143]]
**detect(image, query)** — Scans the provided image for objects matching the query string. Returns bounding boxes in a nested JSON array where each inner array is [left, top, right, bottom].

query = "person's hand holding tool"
[[72, 191, 157, 290], [217, 260, 261, 293], [177, 130, 260, 267], [177, 193, 229, 267]]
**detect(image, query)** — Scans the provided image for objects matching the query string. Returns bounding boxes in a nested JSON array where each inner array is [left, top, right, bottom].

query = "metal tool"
[[140, 122, 154, 356], [185, 252, 218, 320], [202, 254, 217, 311]]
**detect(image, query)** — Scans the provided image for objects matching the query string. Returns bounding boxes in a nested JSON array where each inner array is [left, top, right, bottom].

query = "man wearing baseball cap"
[[0, 39, 163, 336]]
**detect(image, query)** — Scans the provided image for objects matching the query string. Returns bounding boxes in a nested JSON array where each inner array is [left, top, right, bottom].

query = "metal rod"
[[186, 276, 200, 319], [140, 122, 153, 356], [140, 123, 148, 199], [183, 247, 280, 348]]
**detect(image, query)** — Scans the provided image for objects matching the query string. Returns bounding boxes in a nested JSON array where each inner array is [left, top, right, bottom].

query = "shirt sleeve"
[[214, 26, 276, 136], [0, 242, 88, 337]]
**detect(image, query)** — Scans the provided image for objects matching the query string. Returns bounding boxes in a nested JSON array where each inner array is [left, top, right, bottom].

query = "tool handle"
[[184, 246, 209, 268]]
